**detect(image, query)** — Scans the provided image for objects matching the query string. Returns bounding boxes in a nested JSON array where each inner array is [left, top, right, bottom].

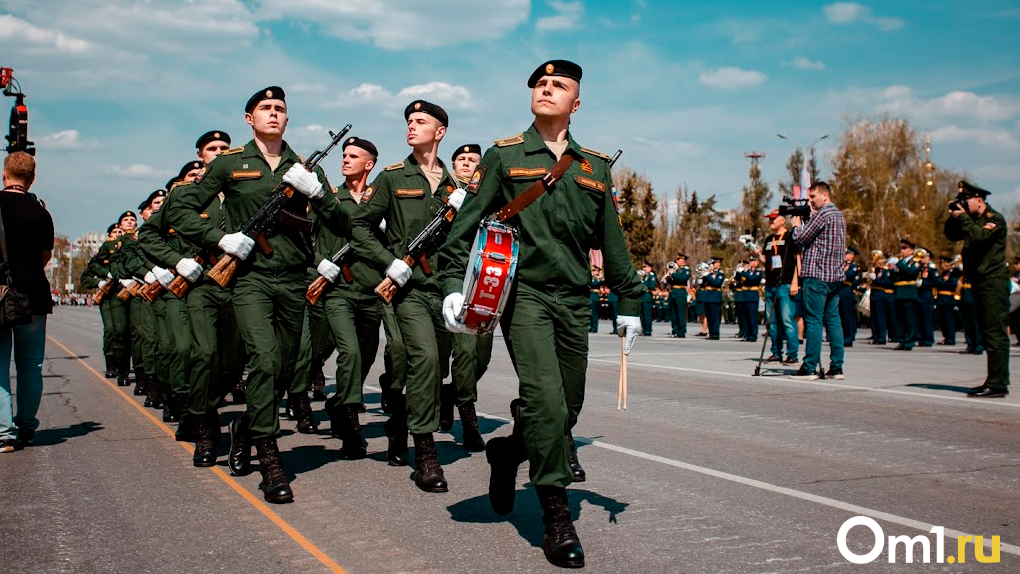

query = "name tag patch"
[[231, 170, 263, 180], [395, 188, 424, 198], [508, 167, 547, 178], [576, 176, 606, 192]]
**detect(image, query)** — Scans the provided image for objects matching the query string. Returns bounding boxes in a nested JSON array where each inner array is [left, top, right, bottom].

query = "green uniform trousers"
[[508, 284, 589, 489], [292, 299, 334, 395], [102, 297, 130, 362], [132, 298, 158, 377], [325, 292, 382, 405], [973, 279, 1010, 388], [217, 290, 246, 393], [99, 300, 115, 357], [393, 289, 445, 434], [380, 303, 407, 394], [185, 283, 231, 417], [668, 291, 688, 336], [449, 332, 493, 405], [640, 294, 654, 335], [894, 297, 918, 348], [154, 293, 192, 396], [232, 271, 305, 440]]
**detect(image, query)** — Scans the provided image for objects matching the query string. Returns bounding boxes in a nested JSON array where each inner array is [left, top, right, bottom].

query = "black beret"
[[676, 253, 688, 260], [195, 130, 231, 150], [137, 199, 150, 212], [956, 180, 991, 200], [847, 246, 859, 255], [107, 223, 119, 234], [177, 160, 204, 180], [119, 210, 137, 222], [899, 238, 915, 248], [527, 59, 583, 88], [451, 143, 482, 162], [165, 177, 178, 190], [404, 100, 448, 127], [342, 136, 378, 159], [140, 189, 167, 210], [245, 86, 286, 114]]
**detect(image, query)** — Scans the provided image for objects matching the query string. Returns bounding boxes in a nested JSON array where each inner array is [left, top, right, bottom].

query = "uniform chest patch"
[[231, 170, 263, 180], [508, 167, 547, 178], [396, 188, 424, 198], [466, 165, 487, 194], [580, 158, 593, 174], [576, 176, 606, 192]]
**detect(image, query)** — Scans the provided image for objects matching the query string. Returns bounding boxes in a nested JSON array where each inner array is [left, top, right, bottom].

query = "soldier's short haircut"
[[810, 180, 832, 195], [3, 151, 35, 187]]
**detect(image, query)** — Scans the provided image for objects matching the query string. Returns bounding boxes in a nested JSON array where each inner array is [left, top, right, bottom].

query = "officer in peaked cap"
[[666, 252, 691, 337]]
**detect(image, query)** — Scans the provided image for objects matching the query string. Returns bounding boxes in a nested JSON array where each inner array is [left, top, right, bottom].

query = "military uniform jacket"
[[872, 268, 893, 301], [935, 271, 959, 305], [108, 231, 143, 281], [841, 263, 860, 299], [892, 258, 921, 300], [918, 263, 938, 304], [137, 182, 225, 283], [80, 239, 118, 288], [351, 153, 459, 295], [166, 139, 347, 276], [314, 183, 384, 298], [666, 266, 690, 299], [437, 125, 643, 315], [735, 268, 763, 302], [699, 270, 724, 303], [641, 272, 657, 301], [944, 206, 1008, 283]]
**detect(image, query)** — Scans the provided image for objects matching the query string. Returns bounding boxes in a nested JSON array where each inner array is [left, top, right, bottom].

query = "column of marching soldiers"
[[592, 239, 1002, 355]]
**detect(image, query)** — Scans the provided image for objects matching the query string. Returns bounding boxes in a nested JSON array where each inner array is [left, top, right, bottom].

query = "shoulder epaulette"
[[580, 147, 612, 162], [384, 161, 405, 171], [494, 133, 524, 147], [220, 147, 244, 156]]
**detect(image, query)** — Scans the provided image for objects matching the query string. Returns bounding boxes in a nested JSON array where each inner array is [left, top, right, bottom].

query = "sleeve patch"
[[231, 170, 263, 180], [192, 166, 208, 184], [508, 167, 547, 178], [466, 165, 487, 194], [362, 184, 377, 203], [576, 176, 606, 192]]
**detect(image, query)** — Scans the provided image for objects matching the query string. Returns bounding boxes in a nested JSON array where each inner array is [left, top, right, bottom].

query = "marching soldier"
[[665, 253, 690, 338], [700, 257, 725, 340], [80, 224, 125, 378], [916, 248, 937, 347], [167, 87, 351, 503], [935, 256, 958, 345], [891, 239, 920, 350], [105, 211, 139, 386], [438, 60, 643, 568], [945, 181, 1010, 397], [839, 247, 860, 346], [640, 262, 656, 335]]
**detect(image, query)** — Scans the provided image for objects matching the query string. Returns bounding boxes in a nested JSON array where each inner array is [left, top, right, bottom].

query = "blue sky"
[[1, 0, 1018, 239]]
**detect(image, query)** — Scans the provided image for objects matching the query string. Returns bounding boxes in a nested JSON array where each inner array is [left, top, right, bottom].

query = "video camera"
[[777, 196, 810, 220], [1, 67, 34, 156]]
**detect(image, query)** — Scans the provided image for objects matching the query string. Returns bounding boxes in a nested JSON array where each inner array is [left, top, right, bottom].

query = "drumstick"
[[618, 337, 627, 411], [623, 344, 628, 411]]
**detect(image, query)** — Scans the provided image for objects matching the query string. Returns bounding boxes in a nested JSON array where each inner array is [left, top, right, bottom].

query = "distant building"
[[75, 232, 104, 257]]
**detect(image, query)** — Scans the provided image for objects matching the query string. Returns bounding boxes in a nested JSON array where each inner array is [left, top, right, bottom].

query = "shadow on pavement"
[[281, 444, 339, 478], [32, 421, 104, 446], [905, 383, 975, 394], [447, 487, 629, 548]]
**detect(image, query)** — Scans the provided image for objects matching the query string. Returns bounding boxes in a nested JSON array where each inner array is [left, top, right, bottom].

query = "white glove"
[[442, 292, 467, 333], [175, 258, 203, 282], [448, 188, 467, 211], [218, 232, 255, 260], [144, 271, 157, 284], [887, 256, 900, 265], [385, 258, 412, 287], [317, 259, 341, 283], [119, 279, 135, 288], [99, 279, 109, 290], [283, 164, 324, 199], [152, 266, 175, 288], [868, 272, 876, 280], [617, 315, 641, 355], [378, 219, 387, 233]]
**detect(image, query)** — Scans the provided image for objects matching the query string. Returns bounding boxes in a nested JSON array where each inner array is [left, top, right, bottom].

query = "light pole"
[[777, 133, 828, 195]]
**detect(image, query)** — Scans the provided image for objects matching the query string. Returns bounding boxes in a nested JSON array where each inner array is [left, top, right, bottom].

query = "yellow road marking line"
[[47, 335, 348, 574]]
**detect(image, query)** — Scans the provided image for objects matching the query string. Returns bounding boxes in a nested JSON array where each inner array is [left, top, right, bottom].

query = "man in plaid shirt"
[[790, 181, 847, 380]]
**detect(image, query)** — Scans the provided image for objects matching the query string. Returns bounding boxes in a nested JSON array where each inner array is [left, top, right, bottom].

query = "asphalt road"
[[2, 306, 1018, 573]]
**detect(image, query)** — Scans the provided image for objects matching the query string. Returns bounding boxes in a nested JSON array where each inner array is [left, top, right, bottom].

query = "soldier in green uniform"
[[439, 143, 491, 452], [80, 224, 124, 378], [350, 100, 464, 492], [891, 239, 920, 350], [666, 253, 690, 337], [700, 257, 725, 340], [945, 181, 1010, 398], [438, 60, 644, 569], [166, 87, 350, 503], [316, 136, 386, 459], [128, 190, 165, 399], [588, 266, 603, 333], [106, 211, 139, 386], [639, 262, 656, 335]]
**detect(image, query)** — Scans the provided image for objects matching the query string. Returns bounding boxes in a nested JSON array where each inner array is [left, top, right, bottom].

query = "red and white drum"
[[457, 220, 520, 334]]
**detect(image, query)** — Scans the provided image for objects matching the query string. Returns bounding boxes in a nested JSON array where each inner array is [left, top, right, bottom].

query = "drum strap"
[[493, 154, 575, 222]]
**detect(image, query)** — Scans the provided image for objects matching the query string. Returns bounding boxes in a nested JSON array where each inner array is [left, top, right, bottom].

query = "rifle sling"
[[494, 154, 575, 223]]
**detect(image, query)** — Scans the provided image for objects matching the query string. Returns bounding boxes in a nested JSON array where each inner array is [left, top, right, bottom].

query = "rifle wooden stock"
[[374, 255, 415, 304], [208, 254, 239, 288], [306, 276, 329, 305], [116, 286, 132, 301], [140, 280, 165, 302], [93, 279, 114, 304], [165, 254, 207, 299]]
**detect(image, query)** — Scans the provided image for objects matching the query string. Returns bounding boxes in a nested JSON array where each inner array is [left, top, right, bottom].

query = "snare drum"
[[457, 220, 520, 334]]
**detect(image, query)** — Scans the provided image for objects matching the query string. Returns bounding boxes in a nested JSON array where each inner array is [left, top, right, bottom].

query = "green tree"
[[737, 157, 772, 239], [614, 166, 658, 266]]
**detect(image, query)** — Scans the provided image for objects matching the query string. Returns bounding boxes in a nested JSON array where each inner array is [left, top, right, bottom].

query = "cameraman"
[[756, 209, 799, 365], [944, 181, 1009, 398], [789, 182, 847, 380]]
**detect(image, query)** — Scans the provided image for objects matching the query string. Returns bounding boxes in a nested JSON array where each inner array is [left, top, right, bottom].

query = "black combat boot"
[[439, 383, 455, 431], [162, 390, 183, 423], [311, 367, 327, 402], [289, 391, 317, 434], [566, 432, 586, 483], [117, 358, 131, 387], [324, 395, 344, 439], [535, 485, 585, 568], [486, 398, 528, 515], [254, 437, 293, 504], [143, 376, 157, 408], [104, 355, 117, 378], [228, 414, 252, 476], [411, 433, 448, 493], [175, 412, 196, 442], [232, 376, 247, 405], [192, 413, 218, 468], [378, 372, 391, 414], [133, 366, 147, 396], [384, 389, 408, 466], [458, 402, 485, 452]]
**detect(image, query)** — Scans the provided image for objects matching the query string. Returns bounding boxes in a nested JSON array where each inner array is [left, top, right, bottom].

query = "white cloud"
[[331, 81, 477, 111], [104, 164, 174, 179], [878, 88, 1020, 123], [536, 1, 583, 32], [698, 67, 767, 89], [0, 14, 90, 53], [824, 3, 904, 30], [792, 56, 825, 70], [931, 126, 1019, 149], [38, 129, 98, 150]]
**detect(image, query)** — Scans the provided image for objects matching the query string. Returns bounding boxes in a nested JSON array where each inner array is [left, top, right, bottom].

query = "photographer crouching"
[[944, 181, 1009, 398], [789, 181, 847, 380]]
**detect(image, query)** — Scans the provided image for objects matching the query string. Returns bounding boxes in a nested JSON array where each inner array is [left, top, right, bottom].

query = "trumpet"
[[695, 261, 711, 278], [912, 248, 928, 262], [666, 261, 679, 271]]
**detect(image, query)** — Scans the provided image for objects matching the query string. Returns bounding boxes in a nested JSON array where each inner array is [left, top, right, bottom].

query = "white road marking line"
[[588, 358, 1020, 409]]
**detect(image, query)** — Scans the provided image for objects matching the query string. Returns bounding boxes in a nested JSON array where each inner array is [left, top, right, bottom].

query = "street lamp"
[[777, 133, 828, 195]]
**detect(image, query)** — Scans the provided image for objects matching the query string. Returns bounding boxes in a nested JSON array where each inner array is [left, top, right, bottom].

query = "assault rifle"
[[207, 124, 352, 287], [92, 278, 115, 304], [305, 245, 353, 305], [609, 149, 622, 167], [116, 279, 142, 301], [374, 204, 457, 303]]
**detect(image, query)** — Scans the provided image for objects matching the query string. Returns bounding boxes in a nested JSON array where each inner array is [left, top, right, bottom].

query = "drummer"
[[438, 59, 644, 569]]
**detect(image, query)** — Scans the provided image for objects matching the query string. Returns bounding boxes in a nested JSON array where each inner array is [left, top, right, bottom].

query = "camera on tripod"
[[777, 196, 810, 219]]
